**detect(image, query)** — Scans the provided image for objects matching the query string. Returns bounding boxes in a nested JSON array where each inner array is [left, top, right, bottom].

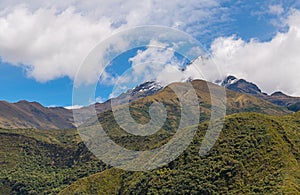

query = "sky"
[[0, 0, 300, 107]]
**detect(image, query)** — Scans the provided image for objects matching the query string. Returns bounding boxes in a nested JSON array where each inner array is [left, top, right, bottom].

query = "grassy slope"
[[81, 80, 290, 151], [149, 80, 291, 116], [60, 112, 300, 195], [58, 169, 124, 195], [0, 100, 74, 130]]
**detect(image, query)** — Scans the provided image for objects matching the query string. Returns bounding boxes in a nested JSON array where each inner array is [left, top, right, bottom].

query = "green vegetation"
[[58, 169, 124, 195], [0, 129, 108, 194], [1, 112, 300, 194], [60, 112, 300, 194]]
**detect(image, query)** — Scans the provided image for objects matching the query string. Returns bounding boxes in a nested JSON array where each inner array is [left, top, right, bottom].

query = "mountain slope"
[[60, 80, 298, 194], [89, 79, 291, 127], [0, 128, 106, 194], [76, 79, 291, 155], [0, 100, 75, 130], [60, 112, 300, 194], [268, 91, 300, 107]]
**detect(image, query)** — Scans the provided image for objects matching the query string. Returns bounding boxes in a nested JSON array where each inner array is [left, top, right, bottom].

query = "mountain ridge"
[[0, 100, 75, 130], [219, 75, 300, 110], [0, 77, 297, 129]]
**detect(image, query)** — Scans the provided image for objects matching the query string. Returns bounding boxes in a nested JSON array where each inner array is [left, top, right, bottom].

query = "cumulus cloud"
[[105, 8, 300, 98], [129, 40, 182, 83], [108, 41, 186, 98], [0, 0, 224, 83], [108, 39, 214, 99], [210, 10, 300, 96], [0, 6, 113, 82]]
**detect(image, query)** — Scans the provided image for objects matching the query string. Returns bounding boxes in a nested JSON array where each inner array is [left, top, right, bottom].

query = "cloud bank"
[[0, 1, 300, 96], [0, 0, 223, 82]]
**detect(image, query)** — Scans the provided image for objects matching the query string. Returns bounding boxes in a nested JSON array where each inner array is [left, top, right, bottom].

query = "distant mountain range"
[[219, 75, 300, 110], [1, 76, 299, 130]]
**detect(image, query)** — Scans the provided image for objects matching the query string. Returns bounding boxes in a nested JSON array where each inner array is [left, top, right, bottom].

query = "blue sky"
[[0, 1, 299, 107], [0, 61, 73, 106]]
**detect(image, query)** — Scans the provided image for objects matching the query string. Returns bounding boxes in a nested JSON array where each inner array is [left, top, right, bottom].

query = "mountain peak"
[[14, 100, 44, 108], [110, 80, 163, 106], [0, 100, 74, 130], [131, 81, 163, 96], [220, 75, 262, 95], [271, 91, 289, 97], [220, 75, 238, 87]]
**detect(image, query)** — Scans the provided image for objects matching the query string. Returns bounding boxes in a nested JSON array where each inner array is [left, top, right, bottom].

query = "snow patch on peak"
[[218, 75, 238, 87], [130, 81, 163, 96]]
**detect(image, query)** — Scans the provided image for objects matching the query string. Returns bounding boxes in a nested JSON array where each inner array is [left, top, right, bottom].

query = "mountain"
[[0, 77, 292, 130], [81, 79, 287, 127], [71, 81, 164, 126], [106, 80, 290, 118], [287, 102, 300, 112], [97, 81, 162, 110], [76, 79, 292, 139], [0, 100, 75, 130], [220, 75, 300, 111], [268, 91, 300, 107], [108, 81, 163, 105], [95, 76, 295, 117], [221, 76, 264, 96]]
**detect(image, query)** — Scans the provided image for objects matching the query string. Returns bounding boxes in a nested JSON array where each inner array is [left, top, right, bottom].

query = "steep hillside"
[[1, 111, 299, 194], [60, 112, 300, 194], [0, 100, 75, 130], [0, 128, 107, 194]]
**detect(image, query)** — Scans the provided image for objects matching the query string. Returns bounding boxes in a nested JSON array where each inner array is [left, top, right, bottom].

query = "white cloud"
[[129, 40, 178, 81], [108, 42, 184, 98], [108, 39, 211, 98], [64, 105, 83, 110], [95, 96, 105, 103], [268, 4, 284, 15], [156, 64, 186, 84], [0, 6, 113, 82], [210, 10, 300, 96], [0, 1, 223, 83]]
